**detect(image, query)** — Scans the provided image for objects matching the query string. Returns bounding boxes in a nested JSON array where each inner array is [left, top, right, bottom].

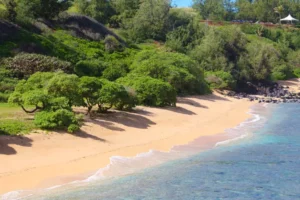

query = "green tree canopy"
[[117, 75, 176, 107], [8, 72, 81, 113], [193, 0, 225, 20], [16, 0, 73, 20], [79, 76, 104, 114], [130, 50, 209, 95], [75, 0, 115, 24], [98, 81, 136, 112], [127, 0, 171, 41]]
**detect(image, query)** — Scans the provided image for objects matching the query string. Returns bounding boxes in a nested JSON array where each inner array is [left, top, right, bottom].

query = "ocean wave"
[[215, 132, 250, 147], [0, 190, 26, 200], [0, 104, 271, 200], [86, 150, 157, 181]]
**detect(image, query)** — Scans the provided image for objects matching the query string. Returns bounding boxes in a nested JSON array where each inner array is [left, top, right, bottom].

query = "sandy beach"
[[278, 78, 300, 93], [0, 92, 254, 195]]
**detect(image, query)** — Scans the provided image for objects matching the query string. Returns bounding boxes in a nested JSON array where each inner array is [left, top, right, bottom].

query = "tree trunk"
[[20, 105, 41, 113]]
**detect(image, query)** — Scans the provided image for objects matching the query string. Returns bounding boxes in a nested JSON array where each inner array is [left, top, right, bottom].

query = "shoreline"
[[0, 93, 255, 196]]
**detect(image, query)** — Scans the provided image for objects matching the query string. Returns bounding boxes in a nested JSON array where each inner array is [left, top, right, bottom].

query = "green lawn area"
[[0, 103, 36, 136], [0, 4, 6, 10], [0, 103, 20, 112], [67, 4, 79, 13]]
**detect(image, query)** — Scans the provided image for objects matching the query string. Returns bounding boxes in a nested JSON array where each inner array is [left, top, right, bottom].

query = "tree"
[[16, 0, 73, 20], [193, 0, 225, 20], [74, 59, 106, 77], [75, 0, 115, 24], [9, 72, 82, 132], [274, 5, 284, 24], [130, 50, 209, 95], [79, 76, 104, 114], [168, 8, 199, 30], [3, 0, 17, 22], [128, 0, 171, 41], [223, 0, 235, 21], [235, 0, 255, 20], [8, 72, 55, 113], [98, 81, 135, 112], [102, 62, 128, 81], [104, 35, 122, 53], [246, 41, 282, 81], [9, 72, 81, 113], [205, 71, 236, 90], [166, 17, 206, 53], [117, 75, 176, 107], [46, 72, 82, 107], [110, 0, 140, 27]]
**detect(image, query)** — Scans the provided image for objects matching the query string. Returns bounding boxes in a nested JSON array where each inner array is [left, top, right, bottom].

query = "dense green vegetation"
[[0, 0, 299, 135], [193, 0, 300, 22]]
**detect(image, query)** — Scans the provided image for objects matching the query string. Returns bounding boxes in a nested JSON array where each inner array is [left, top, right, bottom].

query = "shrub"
[[130, 50, 209, 95], [98, 81, 136, 112], [102, 63, 128, 81], [271, 65, 293, 81], [4, 53, 73, 78], [74, 59, 106, 77], [104, 35, 122, 53], [293, 68, 300, 78], [245, 41, 282, 81], [205, 71, 236, 90], [117, 75, 176, 107], [288, 50, 300, 69], [34, 109, 79, 132], [79, 76, 104, 113], [67, 124, 80, 133], [240, 24, 263, 35]]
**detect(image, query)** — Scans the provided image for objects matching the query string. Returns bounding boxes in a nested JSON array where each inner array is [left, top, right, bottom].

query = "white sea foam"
[[0, 104, 271, 200], [0, 190, 25, 200], [214, 104, 270, 148], [215, 132, 250, 147]]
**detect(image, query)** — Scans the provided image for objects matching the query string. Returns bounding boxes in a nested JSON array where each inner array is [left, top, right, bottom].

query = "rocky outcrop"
[[60, 14, 126, 46], [0, 20, 20, 42], [223, 81, 300, 104]]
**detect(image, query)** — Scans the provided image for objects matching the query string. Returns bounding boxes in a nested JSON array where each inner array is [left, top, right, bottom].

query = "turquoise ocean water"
[[2, 103, 300, 200]]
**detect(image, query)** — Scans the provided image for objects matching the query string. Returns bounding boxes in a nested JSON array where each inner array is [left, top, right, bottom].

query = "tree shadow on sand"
[[162, 106, 197, 115], [128, 108, 154, 116], [177, 98, 208, 109], [86, 118, 126, 132], [190, 94, 231, 102], [95, 111, 156, 129], [72, 129, 108, 142], [0, 135, 33, 155]]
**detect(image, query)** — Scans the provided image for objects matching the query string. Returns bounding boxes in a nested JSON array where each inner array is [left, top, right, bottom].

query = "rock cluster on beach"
[[220, 83, 300, 104]]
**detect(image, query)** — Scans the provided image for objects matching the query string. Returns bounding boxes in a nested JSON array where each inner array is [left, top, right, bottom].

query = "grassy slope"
[[0, 103, 36, 136]]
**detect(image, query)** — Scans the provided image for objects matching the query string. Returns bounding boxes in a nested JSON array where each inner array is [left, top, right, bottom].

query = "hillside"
[[0, 0, 299, 135]]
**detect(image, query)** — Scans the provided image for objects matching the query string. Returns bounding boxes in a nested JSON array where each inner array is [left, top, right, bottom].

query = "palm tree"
[[274, 5, 284, 24]]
